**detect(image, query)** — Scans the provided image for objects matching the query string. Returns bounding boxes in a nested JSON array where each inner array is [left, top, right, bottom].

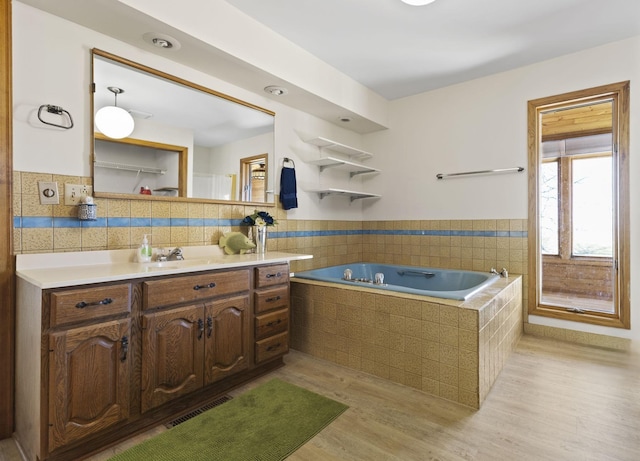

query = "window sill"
[[529, 304, 629, 329]]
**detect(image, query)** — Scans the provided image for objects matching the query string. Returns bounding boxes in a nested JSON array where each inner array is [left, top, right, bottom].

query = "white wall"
[[363, 36, 640, 343], [13, 3, 640, 343], [365, 36, 639, 221], [12, 2, 367, 221]]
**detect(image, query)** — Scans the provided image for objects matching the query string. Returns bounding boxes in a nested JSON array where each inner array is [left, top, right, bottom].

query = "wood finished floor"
[[542, 291, 613, 312], [2, 334, 639, 461]]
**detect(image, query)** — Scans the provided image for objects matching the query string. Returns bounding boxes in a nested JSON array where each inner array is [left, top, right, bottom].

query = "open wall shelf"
[[304, 136, 373, 160], [303, 136, 381, 202], [307, 156, 380, 177], [307, 188, 381, 202]]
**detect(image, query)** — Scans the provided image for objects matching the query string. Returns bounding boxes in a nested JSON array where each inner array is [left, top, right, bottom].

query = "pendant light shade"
[[252, 163, 266, 180], [95, 87, 135, 139]]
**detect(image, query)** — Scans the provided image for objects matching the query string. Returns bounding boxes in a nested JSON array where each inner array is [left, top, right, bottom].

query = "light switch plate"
[[38, 181, 59, 205], [64, 184, 93, 206]]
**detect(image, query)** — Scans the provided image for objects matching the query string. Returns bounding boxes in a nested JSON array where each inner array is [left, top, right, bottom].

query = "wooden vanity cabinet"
[[140, 269, 251, 412], [46, 283, 133, 453], [254, 264, 290, 364], [16, 261, 297, 461]]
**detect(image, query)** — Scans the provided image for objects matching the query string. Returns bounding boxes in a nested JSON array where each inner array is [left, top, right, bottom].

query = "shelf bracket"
[[319, 163, 345, 173], [350, 170, 374, 178]]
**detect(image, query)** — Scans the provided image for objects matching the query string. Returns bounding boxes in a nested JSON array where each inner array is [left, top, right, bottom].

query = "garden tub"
[[292, 263, 499, 301]]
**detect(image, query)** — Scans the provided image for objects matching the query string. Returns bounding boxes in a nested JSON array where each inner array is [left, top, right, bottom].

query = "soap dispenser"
[[138, 234, 152, 263]]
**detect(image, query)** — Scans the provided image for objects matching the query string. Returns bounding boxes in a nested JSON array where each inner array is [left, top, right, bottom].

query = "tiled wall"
[[13, 169, 529, 307], [14, 172, 528, 272], [16, 170, 623, 354], [290, 276, 523, 408]]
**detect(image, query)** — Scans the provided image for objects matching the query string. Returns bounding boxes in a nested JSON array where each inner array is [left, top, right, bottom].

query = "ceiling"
[[226, 0, 640, 100], [16, 0, 640, 133]]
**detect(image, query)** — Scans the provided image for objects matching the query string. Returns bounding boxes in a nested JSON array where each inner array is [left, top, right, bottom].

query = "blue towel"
[[279, 166, 298, 210]]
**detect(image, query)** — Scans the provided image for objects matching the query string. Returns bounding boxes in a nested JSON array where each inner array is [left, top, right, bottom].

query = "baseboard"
[[523, 323, 631, 351]]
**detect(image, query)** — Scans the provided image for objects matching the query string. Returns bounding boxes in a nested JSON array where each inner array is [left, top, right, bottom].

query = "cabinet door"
[[141, 305, 204, 413], [204, 294, 250, 384], [48, 319, 131, 452]]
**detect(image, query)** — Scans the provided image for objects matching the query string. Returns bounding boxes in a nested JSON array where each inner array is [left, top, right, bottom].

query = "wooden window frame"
[[542, 151, 613, 260], [527, 82, 630, 329]]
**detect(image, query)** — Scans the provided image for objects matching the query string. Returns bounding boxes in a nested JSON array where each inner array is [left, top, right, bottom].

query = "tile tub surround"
[[290, 275, 523, 409]]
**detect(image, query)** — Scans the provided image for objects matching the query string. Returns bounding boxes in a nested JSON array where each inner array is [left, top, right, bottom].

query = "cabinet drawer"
[[254, 285, 289, 314], [50, 284, 131, 327], [255, 332, 289, 364], [255, 264, 289, 288], [255, 309, 288, 341], [143, 269, 250, 310]]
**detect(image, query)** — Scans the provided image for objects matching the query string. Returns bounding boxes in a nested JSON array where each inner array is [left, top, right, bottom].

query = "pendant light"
[[95, 86, 135, 139], [252, 163, 266, 180]]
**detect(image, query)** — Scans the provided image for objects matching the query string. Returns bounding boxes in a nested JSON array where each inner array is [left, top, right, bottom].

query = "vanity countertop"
[[16, 247, 313, 289]]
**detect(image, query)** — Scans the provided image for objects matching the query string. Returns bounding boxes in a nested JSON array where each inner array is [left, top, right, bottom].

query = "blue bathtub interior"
[[292, 263, 500, 301]]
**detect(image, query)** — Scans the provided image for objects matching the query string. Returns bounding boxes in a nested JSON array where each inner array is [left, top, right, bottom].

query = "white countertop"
[[16, 246, 313, 289]]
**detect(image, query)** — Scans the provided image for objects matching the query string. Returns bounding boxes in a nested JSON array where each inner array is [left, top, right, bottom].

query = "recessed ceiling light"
[[142, 32, 181, 50], [264, 85, 288, 96], [152, 38, 173, 49], [401, 0, 436, 5]]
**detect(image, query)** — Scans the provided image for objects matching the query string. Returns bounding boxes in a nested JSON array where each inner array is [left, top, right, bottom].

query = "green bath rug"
[[108, 378, 348, 461]]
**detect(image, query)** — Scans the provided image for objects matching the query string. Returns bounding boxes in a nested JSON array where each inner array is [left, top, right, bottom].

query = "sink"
[[142, 262, 182, 272], [141, 259, 215, 271]]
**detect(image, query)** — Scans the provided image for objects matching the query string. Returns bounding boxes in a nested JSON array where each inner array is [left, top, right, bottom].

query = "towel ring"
[[283, 157, 296, 168], [37, 104, 74, 130]]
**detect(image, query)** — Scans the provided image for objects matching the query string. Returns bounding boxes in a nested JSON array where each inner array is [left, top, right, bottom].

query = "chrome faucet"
[[490, 267, 508, 278], [167, 247, 184, 261]]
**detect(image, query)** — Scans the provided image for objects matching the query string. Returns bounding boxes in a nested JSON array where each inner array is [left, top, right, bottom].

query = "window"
[[528, 82, 630, 328]]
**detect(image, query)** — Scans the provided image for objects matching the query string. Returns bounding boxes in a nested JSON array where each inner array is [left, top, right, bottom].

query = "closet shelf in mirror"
[[94, 160, 167, 175], [304, 136, 373, 160], [307, 156, 380, 177], [307, 188, 381, 202]]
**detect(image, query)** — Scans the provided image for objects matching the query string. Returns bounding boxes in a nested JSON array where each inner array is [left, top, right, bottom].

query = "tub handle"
[[397, 270, 435, 278]]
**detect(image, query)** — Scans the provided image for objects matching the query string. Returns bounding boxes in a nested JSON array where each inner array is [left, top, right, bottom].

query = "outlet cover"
[[38, 181, 59, 205], [64, 184, 93, 206]]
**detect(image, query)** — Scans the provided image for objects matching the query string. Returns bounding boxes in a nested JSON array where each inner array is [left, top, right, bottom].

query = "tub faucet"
[[490, 267, 508, 278], [167, 247, 184, 261]]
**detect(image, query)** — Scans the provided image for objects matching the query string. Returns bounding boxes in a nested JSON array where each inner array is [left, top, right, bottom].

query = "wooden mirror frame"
[[91, 49, 276, 206]]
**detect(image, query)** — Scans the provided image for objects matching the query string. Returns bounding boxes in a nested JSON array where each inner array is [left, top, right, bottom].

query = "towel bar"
[[436, 167, 524, 179]]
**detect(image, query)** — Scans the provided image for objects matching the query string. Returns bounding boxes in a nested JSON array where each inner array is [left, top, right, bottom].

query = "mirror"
[[91, 49, 275, 204]]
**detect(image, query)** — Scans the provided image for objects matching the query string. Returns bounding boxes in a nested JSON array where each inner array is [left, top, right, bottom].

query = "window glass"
[[540, 160, 559, 255], [572, 156, 613, 257]]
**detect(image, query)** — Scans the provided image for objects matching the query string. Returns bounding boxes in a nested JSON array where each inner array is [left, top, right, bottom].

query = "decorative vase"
[[254, 226, 267, 255]]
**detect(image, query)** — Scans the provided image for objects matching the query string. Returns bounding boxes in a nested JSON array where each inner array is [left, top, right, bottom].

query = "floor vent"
[[165, 395, 233, 428]]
